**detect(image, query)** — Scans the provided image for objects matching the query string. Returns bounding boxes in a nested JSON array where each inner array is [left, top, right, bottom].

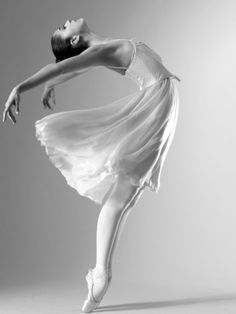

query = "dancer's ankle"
[[93, 265, 111, 277]]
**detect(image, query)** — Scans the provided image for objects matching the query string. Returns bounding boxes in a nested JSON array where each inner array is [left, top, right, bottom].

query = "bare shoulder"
[[57, 39, 134, 75], [99, 39, 134, 69]]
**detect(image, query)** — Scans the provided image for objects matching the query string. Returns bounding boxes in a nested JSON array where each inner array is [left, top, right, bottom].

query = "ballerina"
[[2, 18, 180, 312]]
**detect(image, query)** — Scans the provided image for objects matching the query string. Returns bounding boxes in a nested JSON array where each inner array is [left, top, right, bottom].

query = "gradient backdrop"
[[1, 0, 236, 300]]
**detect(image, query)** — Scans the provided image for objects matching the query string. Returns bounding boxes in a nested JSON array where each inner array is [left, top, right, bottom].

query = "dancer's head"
[[51, 18, 90, 63]]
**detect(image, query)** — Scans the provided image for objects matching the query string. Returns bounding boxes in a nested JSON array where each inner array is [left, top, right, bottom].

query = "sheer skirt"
[[35, 77, 179, 205]]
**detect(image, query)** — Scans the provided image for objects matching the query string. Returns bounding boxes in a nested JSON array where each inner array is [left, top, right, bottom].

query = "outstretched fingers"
[[3, 100, 16, 124], [2, 88, 21, 124], [3, 105, 16, 124]]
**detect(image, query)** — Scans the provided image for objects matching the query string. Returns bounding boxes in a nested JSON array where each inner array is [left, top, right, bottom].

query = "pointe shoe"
[[82, 268, 111, 313]]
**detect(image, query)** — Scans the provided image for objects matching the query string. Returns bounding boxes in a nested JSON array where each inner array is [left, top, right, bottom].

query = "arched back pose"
[[2, 18, 181, 313]]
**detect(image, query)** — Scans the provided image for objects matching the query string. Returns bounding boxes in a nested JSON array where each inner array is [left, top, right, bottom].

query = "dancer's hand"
[[2, 87, 20, 124], [41, 84, 56, 110]]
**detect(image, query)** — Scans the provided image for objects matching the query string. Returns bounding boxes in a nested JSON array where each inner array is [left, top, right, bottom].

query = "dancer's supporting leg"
[[92, 173, 144, 301], [107, 184, 145, 275]]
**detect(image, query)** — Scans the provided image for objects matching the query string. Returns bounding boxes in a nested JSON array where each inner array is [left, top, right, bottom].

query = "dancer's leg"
[[107, 184, 145, 274], [91, 173, 143, 300]]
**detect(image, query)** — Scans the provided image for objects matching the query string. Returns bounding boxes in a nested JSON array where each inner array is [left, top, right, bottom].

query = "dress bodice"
[[107, 39, 180, 91], [125, 40, 181, 90]]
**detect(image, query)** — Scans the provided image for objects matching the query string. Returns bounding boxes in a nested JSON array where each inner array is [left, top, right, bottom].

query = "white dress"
[[35, 39, 180, 205]]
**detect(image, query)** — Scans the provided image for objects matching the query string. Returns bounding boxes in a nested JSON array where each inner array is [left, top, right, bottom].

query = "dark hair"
[[51, 34, 89, 63]]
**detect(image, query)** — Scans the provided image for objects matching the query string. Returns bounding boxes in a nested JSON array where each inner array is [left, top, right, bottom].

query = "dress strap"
[[106, 39, 137, 73]]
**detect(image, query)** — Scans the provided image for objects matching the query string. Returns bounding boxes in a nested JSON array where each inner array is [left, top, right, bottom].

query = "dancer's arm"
[[2, 43, 111, 124], [45, 68, 89, 89], [15, 44, 108, 95], [2, 62, 65, 124], [41, 69, 89, 110]]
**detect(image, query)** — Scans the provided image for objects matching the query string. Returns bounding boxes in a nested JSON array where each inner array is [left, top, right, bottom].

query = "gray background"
[[1, 0, 236, 303]]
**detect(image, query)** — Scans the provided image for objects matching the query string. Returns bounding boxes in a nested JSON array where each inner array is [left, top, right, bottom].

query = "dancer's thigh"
[[105, 173, 145, 212]]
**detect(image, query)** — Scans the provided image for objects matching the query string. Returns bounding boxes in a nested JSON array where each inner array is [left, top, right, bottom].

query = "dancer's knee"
[[105, 173, 144, 213]]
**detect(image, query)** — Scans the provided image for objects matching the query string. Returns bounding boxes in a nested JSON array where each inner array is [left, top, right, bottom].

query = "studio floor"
[[1, 280, 236, 314]]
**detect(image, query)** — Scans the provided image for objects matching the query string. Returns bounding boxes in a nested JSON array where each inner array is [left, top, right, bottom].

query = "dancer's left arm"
[[2, 43, 111, 124], [20, 44, 106, 93]]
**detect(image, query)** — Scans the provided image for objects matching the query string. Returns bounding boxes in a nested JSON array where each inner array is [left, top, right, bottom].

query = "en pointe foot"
[[82, 268, 112, 313]]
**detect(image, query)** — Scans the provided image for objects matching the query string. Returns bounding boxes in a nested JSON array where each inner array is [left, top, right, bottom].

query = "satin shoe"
[[82, 268, 111, 313]]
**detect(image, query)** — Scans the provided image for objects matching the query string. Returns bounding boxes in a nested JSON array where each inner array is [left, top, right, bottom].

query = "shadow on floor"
[[95, 294, 236, 312]]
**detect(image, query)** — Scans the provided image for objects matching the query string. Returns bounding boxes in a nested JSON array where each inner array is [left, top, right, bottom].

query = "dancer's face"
[[53, 18, 88, 40]]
